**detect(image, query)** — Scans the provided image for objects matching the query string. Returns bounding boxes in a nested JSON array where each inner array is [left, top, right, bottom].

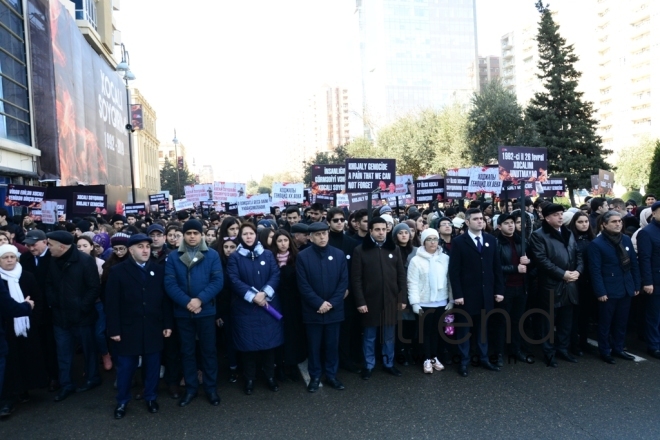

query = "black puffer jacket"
[[45, 247, 100, 329], [529, 221, 583, 308]]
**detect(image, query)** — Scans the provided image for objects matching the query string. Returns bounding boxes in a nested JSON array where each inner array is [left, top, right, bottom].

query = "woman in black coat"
[[270, 230, 306, 381], [0, 245, 47, 418], [568, 211, 596, 355], [216, 236, 239, 383]]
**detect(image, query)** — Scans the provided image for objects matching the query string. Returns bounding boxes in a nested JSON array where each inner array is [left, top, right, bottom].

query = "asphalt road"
[[1, 333, 659, 440]]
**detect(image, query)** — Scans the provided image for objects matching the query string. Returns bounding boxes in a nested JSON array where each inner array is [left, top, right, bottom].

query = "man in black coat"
[[21, 229, 59, 392], [448, 208, 504, 377], [106, 234, 174, 419], [326, 207, 362, 374], [297, 222, 349, 393], [45, 231, 101, 402], [529, 203, 584, 367]]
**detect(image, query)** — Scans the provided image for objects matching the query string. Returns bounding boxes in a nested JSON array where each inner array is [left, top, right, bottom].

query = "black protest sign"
[[5, 185, 46, 207], [414, 179, 445, 204], [444, 176, 470, 199], [344, 159, 396, 193], [311, 164, 346, 194], [124, 203, 147, 216], [498, 146, 548, 181], [540, 178, 566, 197], [73, 193, 107, 214]]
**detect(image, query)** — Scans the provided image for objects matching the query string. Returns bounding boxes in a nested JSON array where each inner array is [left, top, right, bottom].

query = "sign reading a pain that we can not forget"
[[344, 159, 396, 193]]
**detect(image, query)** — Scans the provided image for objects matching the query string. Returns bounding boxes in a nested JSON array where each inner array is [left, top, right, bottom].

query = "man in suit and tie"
[[20, 229, 59, 392], [105, 234, 174, 419], [448, 208, 504, 377]]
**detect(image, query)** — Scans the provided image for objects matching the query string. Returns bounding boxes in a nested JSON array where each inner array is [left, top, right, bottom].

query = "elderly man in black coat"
[[297, 222, 349, 393], [45, 231, 101, 402], [106, 234, 174, 419], [448, 208, 504, 377], [529, 203, 584, 367]]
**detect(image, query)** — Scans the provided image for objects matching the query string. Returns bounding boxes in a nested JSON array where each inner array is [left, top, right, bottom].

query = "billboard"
[[130, 104, 143, 130], [45, 0, 131, 186]]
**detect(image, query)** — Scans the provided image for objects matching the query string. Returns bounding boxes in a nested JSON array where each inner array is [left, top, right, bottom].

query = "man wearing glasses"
[[326, 208, 361, 374], [587, 211, 640, 364]]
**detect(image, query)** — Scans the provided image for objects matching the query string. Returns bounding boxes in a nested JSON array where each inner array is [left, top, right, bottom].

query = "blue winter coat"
[[588, 234, 640, 299], [638, 220, 660, 291], [296, 244, 348, 325], [227, 244, 283, 352], [164, 241, 223, 319]]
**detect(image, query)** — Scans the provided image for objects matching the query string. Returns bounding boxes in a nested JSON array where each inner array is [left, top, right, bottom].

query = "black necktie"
[[476, 236, 483, 253]]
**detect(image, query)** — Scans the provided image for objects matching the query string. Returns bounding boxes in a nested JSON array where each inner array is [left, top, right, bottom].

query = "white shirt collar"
[[467, 230, 482, 242]]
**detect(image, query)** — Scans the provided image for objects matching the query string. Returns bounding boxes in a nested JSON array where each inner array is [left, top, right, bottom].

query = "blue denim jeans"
[[363, 325, 395, 370], [94, 302, 109, 356], [53, 325, 100, 391]]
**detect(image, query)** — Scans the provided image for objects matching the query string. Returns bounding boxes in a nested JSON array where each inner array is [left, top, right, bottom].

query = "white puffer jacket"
[[407, 247, 452, 307]]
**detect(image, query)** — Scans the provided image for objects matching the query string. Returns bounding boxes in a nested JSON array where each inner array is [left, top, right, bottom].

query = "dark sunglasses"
[[331, 218, 345, 223]]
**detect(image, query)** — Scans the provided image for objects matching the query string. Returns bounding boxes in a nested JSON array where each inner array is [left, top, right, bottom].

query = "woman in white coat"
[[407, 228, 453, 374]]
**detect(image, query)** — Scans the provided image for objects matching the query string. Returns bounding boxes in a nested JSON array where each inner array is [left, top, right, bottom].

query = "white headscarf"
[[0, 244, 29, 337]]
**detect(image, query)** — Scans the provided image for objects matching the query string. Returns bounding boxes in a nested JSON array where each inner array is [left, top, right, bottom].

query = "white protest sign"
[[41, 201, 58, 224], [271, 182, 304, 207], [184, 184, 214, 203], [237, 194, 271, 216], [467, 167, 502, 194], [213, 182, 246, 203], [174, 198, 195, 211], [335, 193, 350, 208]]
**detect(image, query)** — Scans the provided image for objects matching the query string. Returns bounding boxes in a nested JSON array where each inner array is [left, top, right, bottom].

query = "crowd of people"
[[0, 191, 658, 420]]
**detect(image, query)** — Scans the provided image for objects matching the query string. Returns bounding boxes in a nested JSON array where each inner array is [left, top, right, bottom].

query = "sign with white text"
[[344, 159, 396, 193], [237, 194, 271, 216], [271, 182, 304, 206]]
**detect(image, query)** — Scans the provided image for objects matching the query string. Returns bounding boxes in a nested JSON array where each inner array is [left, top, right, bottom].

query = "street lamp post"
[[172, 130, 182, 199], [116, 43, 137, 203]]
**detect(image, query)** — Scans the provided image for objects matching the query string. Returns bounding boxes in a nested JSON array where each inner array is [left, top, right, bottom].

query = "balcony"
[[73, 0, 97, 30]]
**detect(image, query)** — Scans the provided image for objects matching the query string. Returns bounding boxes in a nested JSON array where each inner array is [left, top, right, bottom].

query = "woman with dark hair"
[[76, 235, 112, 371], [404, 219, 421, 247], [166, 225, 183, 250], [392, 222, 418, 366], [568, 211, 596, 355], [258, 228, 275, 249], [0, 244, 46, 418], [214, 217, 241, 252], [216, 233, 239, 384], [269, 230, 306, 381], [205, 227, 217, 246], [227, 223, 283, 395]]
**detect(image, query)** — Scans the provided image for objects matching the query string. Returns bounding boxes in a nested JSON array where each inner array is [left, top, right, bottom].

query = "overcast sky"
[[118, 0, 540, 183]]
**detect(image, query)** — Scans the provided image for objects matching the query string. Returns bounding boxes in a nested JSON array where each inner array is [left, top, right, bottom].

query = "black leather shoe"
[[480, 361, 500, 372], [244, 380, 254, 395], [458, 365, 468, 377], [325, 377, 345, 390], [114, 404, 127, 419], [54, 388, 76, 402], [613, 351, 635, 361], [48, 380, 61, 393], [146, 400, 159, 413], [76, 381, 101, 393], [557, 350, 578, 363], [207, 392, 220, 406], [307, 377, 320, 393], [228, 371, 239, 383], [361, 368, 372, 380], [647, 349, 660, 359], [0, 401, 15, 418], [178, 393, 197, 407], [383, 366, 402, 377], [546, 356, 558, 368], [340, 362, 362, 374], [570, 347, 584, 357], [266, 378, 279, 392], [495, 354, 504, 368], [513, 351, 528, 363], [601, 354, 616, 364], [168, 385, 180, 399]]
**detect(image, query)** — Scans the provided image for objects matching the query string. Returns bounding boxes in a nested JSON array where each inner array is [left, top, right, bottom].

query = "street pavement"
[[1, 333, 659, 439]]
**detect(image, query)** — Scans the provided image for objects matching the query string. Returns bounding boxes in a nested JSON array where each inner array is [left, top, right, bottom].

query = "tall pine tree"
[[526, 1, 611, 204], [646, 140, 660, 197]]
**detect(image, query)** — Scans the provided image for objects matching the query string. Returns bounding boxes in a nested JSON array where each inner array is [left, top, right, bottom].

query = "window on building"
[[0, 0, 31, 146]]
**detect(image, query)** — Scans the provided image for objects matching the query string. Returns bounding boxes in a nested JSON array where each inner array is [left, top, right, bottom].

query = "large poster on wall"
[[46, 0, 131, 186]]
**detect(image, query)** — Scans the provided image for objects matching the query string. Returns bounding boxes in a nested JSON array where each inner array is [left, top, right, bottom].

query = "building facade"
[[66, 0, 121, 68], [158, 140, 188, 171], [130, 88, 160, 195], [357, 0, 478, 133], [473, 55, 500, 92]]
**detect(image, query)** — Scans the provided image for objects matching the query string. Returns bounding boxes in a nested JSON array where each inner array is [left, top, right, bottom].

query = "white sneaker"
[[423, 359, 433, 374], [431, 357, 444, 371]]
